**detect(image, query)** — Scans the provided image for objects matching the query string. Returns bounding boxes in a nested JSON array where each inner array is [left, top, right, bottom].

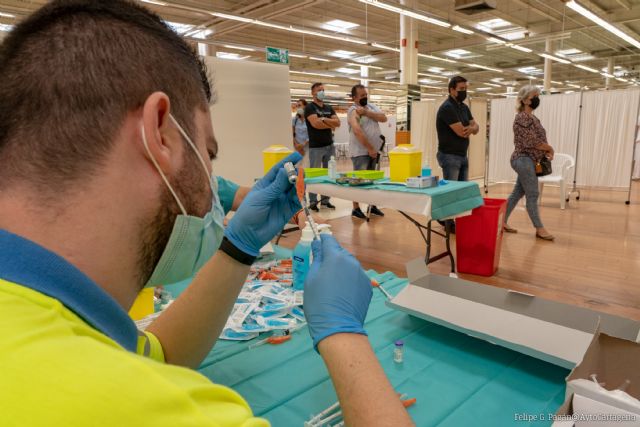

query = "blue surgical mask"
[[142, 115, 225, 287], [316, 90, 326, 101]]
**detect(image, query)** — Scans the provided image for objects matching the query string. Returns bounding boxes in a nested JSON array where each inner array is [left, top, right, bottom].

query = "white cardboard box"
[[387, 258, 640, 369], [551, 332, 640, 426]]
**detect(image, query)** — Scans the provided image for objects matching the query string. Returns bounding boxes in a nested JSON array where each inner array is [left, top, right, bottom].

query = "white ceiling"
[[1, 0, 639, 101]]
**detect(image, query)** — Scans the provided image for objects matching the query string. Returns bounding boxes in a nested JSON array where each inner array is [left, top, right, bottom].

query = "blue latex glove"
[[304, 235, 373, 350], [225, 152, 303, 256]]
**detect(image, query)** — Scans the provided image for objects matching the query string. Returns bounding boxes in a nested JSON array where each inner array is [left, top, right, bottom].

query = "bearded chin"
[[135, 155, 210, 290]]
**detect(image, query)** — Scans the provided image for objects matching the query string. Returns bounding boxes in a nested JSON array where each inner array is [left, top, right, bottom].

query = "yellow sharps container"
[[262, 145, 293, 174], [389, 144, 422, 183], [129, 287, 155, 320]]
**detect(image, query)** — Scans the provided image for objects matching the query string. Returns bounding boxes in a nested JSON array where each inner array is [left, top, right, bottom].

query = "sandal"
[[536, 233, 555, 241], [503, 224, 518, 233]]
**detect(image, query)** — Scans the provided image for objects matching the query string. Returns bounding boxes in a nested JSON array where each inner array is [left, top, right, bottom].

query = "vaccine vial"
[[394, 340, 404, 364]]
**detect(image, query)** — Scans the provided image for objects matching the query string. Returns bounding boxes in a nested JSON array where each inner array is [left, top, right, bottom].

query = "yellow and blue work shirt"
[[0, 229, 267, 427]]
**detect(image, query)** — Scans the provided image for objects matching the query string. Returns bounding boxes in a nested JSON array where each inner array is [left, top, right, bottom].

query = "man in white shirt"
[[348, 84, 387, 219]]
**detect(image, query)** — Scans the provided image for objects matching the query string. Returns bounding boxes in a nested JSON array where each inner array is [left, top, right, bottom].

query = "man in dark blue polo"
[[436, 75, 479, 231]]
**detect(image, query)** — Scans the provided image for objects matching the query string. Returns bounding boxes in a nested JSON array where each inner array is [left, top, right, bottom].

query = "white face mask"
[[142, 115, 225, 286]]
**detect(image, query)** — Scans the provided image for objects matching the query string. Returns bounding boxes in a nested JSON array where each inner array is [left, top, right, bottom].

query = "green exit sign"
[[266, 46, 289, 64]]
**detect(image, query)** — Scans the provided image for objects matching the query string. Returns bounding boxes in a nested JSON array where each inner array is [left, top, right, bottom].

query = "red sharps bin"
[[455, 198, 507, 276]]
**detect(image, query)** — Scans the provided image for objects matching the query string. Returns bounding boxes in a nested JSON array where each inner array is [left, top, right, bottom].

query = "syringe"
[[284, 162, 320, 240]]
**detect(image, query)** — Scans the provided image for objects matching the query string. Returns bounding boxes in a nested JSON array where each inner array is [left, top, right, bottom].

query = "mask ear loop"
[[141, 124, 187, 216], [169, 115, 214, 182]]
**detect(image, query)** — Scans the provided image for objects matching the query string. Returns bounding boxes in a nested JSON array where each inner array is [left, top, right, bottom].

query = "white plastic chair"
[[538, 153, 575, 210]]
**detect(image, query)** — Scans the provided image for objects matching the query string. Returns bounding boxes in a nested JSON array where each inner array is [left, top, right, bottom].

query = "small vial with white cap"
[[394, 340, 404, 364]]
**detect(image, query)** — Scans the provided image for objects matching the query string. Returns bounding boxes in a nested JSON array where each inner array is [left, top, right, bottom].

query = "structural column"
[[543, 38, 553, 93], [399, 0, 419, 85], [606, 57, 614, 89], [360, 65, 369, 86], [397, 0, 419, 131]]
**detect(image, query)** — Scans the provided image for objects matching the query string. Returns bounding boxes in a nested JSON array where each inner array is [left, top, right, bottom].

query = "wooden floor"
[[281, 181, 640, 321]]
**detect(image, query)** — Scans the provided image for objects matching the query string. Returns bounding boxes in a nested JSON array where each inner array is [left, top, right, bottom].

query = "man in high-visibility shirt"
[[0, 1, 414, 426]]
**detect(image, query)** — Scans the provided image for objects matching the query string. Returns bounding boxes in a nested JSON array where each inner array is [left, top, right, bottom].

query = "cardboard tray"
[[387, 259, 640, 369]]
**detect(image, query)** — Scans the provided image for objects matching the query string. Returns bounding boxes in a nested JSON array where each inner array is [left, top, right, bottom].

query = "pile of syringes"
[[219, 257, 306, 341]]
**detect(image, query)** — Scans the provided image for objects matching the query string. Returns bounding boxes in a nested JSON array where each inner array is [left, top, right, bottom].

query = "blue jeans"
[[309, 145, 335, 205], [437, 152, 468, 182], [505, 156, 544, 228], [351, 155, 376, 171]]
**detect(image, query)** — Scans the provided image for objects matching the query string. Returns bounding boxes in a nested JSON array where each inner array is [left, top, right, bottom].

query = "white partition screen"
[[469, 99, 487, 180], [535, 92, 581, 166], [488, 90, 639, 190], [205, 57, 292, 186], [576, 89, 640, 188], [488, 97, 517, 183]]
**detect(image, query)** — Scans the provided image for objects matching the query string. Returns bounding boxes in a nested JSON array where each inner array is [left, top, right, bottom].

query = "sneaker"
[[321, 202, 336, 209], [369, 206, 385, 217], [352, 208, 366, 219], [310, 204, 319, 212]]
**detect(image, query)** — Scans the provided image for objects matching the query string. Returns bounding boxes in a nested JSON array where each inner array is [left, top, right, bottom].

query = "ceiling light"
[[476, 87, 492, 91], [452, 25, 474, 34], [140, 0, 167, 5], [0, 23, 13, 32], [289, 53, 307, 58], [566, 83, 582, 88], [574, 64, 599, 73], [468, 63, 503, 73], [309, 56, 330, 62], [539, 53, 571, 64], [485, 82, 502, 87], [616, 77, 628, 82], [210, 12, 367, 45], [289, 70, 335, 78], [601, 72, 615, 78], [444, 49, 471, 58], [418, 53, 458, 64], [323, 19, 359, 33], [0, 11, 16, 18], [330, 50, 356, 58], [349, 62, 384, 70], [222, 44, 255, 52], [551, 80, 563, 85], [211, 12, 253, 23], [165, 21, 193, 34], [371, 42, 400, 52], [419, 78, 441, 84], [418, 72, 446, 79], [216, 52, 249, 60], [556, 48, 582, 55], [335, 67, 361, 74], [566, 0, 640, 49], [501, 31, 527, 40], [476, 18, 513, 31], [570, 54, 596, 62], [510, 45, 532, 53], [518, 66, 543, 75], [359, 0, 450, 28], [486, 37, 506, 44]]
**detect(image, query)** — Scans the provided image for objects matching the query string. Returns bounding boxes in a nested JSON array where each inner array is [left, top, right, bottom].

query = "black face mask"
[[455, 90, 467, 103], [529, 96, 540, 109], [359, 97, 368, 106]]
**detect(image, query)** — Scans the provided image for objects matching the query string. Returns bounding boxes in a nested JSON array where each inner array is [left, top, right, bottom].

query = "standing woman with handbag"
[[503, 85, 556, 241]]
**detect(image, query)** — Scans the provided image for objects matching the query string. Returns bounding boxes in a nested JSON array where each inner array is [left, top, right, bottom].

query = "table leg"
[[398, 211, 456, 273]]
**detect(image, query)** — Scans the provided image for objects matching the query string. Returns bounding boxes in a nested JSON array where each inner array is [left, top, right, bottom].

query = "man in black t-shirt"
[[304, 82, 341, 210], [436, 75, 479, 231], [436, 75, 479, 182]]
